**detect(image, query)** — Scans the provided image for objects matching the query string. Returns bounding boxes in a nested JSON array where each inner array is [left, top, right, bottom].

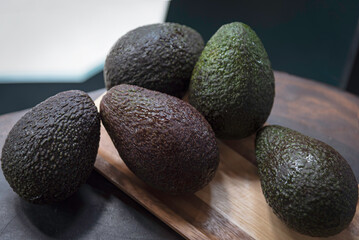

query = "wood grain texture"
[[226, 72, 359, 179], [272, 72, 359, 178], [94, 71, 359, 240]]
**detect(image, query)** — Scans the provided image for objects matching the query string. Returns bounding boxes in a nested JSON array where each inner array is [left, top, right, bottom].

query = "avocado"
[[100, 84, 219, 194], [1, 90, 100, 204], [255, 125, 358, 237], [104, 22, 204, 98], [188, 22, 274, 139]]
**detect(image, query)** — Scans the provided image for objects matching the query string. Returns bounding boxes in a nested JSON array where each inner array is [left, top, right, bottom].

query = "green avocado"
[[255, 125, 358, 237], [100, 84, 219, 194], [189, 22, 275, 139], [104, 22, 204, 98], [1, 90, 100, 204]]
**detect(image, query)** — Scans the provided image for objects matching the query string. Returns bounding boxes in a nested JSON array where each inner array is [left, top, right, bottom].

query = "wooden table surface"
[[0, 71, 358, 239], [267, 71, 359, 179]]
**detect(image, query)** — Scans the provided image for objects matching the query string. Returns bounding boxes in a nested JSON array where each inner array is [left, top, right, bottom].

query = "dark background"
[[1, 0, 358, 115], [166, 0, 359, 90]]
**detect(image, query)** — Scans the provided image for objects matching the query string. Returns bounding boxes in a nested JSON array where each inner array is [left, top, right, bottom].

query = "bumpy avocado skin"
[[100, 84, 219, 194], [104, 22, 204, 98], [1, 90, 100, 204], [189, 22, 274, 139], [255, 125, 358, 237]]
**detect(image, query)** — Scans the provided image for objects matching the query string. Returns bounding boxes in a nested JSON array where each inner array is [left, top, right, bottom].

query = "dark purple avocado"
[[104, 22, 204, 98], [100, 84, 219, 195], [1, 90, 100, 204]]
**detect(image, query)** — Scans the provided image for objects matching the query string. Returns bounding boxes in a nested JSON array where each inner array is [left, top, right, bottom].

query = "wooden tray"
[[93, 77, 359, 239]]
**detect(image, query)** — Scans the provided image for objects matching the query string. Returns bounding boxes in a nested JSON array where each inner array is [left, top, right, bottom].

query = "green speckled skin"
[[104, 22, 204, 98], [255, 125, 358, 237], [189, 22, 274, 139], [1, 91, 100, 204], [100, 84, 219, 195]]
